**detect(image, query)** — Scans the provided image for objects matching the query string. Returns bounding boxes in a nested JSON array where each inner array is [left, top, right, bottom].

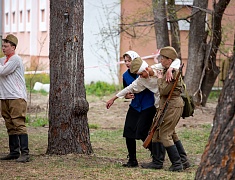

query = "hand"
[[106, 99, 114, 109], [146, 67, 154, 76], [156, 70, 163, 79], [125, 92, 135, 99], [106, 96, 118, 109], [166, 67, 173, 82]]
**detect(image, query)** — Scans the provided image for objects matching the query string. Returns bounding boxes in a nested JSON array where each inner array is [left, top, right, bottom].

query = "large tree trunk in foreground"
[[195, 55, 235, 179], [47, 0, 92, 155]]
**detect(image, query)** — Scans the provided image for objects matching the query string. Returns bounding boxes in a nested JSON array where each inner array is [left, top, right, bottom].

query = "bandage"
[[137, 61, 148, 74]]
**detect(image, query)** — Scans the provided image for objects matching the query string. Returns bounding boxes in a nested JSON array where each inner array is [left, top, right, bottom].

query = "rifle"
[[143, 64, 184, 149]]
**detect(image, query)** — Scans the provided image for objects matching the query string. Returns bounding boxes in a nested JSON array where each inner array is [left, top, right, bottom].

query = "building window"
[[27, 10, 30, 23], [41, 9, 45, 22], [12, 12, 15, 24], [18, 0, 25, 32], [20, 11, 23, 23], [40, 0, 47, 31], [5, 13, 8, 25]]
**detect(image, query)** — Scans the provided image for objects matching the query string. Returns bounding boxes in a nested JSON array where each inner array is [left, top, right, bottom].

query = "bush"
[[85, 81, 120, 97], [25, 73, 50, 90], [208, 90, 221, 100]]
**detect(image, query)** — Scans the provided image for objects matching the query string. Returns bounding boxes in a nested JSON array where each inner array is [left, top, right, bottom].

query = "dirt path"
[[0, 93, 216, 129]]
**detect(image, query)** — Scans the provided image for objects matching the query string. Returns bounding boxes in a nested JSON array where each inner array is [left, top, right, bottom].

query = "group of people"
[[106, 47, 190, 171], [0, 34, 189, 171]]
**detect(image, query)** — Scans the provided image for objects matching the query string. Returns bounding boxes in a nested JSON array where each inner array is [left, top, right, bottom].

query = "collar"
[[4, 53, 15, 64]]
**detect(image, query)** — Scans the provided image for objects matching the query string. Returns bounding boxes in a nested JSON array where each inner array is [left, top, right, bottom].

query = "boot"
[[175, 140, 190, 169], [122, 154, 138, 167], [166, 145, 183, 172], [122, 138, 138, 167], [141, 142, 165, 169], [16, 134, 30, 163], [0, 135, 20, 160]]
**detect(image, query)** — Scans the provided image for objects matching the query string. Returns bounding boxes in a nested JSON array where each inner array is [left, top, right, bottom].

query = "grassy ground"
[[0, 92, 214, 180], [0, 123, 211, 180]]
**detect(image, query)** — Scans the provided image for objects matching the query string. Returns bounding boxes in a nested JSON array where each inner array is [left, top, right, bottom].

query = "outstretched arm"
[[106, 96, 118, 109]]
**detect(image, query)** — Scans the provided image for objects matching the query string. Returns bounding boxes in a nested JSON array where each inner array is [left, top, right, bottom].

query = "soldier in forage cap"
[[0, 34, 30, 163]]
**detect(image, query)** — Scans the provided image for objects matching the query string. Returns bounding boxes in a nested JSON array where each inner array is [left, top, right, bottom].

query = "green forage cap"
[[160, 46, 178, 60], [3, 34, 18, 46], [130, 57, 143, 74]]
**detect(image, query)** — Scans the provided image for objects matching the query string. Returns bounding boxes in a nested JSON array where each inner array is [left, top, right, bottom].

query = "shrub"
[[25, 73, 50, 90], [85, 81, 120, 97]]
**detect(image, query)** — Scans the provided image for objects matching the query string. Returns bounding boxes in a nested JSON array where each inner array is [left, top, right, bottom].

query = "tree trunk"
[[195, 54, 235, 180], [152, 0, 170, 48], [167, 0, 181, 59], [47, 0, 92, 155], [185, 0, 231, 106], [184, 0, 208, 105], [201, 0, 231, 106]]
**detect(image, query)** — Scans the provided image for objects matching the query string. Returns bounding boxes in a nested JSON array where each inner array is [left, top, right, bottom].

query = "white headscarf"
[[123, 51, 140, 60], [137, 60, 148, 74]]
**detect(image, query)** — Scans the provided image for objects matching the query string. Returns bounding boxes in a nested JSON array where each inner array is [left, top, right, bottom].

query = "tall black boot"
[[16, 134, 30, 163], [141, 142, 166, 169], [122, 138, 138, 167], [0, 135, 20, 160], [175, 140, 190, 169], [166, 145, 183, 172]]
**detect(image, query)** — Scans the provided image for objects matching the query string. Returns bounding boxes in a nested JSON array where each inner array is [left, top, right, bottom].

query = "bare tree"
[[47, 0, 92, 155], [91, 1, 120, 84], [195, 52, 235, 179]]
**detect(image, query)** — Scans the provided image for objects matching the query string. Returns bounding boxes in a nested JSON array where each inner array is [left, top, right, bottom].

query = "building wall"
[[2, 0, 50, 71], [1, 0, 121, 84], [1, 0, 234, 85]]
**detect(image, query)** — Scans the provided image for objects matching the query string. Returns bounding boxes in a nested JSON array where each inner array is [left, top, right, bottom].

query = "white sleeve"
[[150, 63, 164, 76], [116, 78, 146, 98], [0, 58, 19, 76], [170, 58, 181, 69]]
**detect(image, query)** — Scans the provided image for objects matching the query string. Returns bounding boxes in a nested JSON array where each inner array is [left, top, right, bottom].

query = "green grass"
[[85, 81, 121, 97], [0, 123, 211, 179]]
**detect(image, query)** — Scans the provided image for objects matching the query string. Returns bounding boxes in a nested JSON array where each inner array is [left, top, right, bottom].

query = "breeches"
[[1, 99, 27, 135], [152, 107, 183, 147]]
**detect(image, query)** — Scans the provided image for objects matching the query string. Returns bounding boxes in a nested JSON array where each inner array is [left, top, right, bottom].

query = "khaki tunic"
[[152, 70, 184, 147]]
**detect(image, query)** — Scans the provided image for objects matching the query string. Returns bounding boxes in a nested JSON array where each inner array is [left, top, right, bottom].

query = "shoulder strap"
[[181, 77, 191, 102]]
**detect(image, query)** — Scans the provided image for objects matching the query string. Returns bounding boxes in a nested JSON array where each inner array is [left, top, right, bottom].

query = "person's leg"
[[0, 100, 20, 160], [160, 108, 183, 171], [8, 99, 29, 163], [174, 140, 190, 169], [122, 138, 138, 167], [16, 134, 30, 163], [141, 141, 165, 169], [123, 107, 139, 167], [136, 106, 156, 154]]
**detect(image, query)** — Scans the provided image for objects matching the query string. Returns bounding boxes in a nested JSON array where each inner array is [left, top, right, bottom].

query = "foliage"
[[85, 81, 121, 96], [30, 118, 49, 127], [208, 90, 221, 101], [25, 73, 50, 90]]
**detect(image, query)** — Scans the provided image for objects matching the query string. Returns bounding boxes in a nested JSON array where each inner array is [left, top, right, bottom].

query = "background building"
[[1, 0, 120, 84], [1, 0, 234, 86]]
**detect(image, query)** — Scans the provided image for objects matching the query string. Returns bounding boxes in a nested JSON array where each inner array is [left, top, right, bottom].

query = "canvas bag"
[[181, 79, 195, 119]]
